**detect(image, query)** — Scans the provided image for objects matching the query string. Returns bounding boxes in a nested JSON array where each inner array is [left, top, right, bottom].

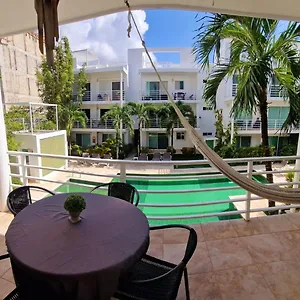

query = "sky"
[[60, 10, 202, 64]]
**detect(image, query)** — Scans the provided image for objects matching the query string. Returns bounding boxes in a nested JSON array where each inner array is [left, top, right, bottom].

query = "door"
[[149, 133, 158, 149], [83, 83, 91, 101], [82, 109, 90, 119], [112, 81, 124, 100], [206, 140, 214, 149], [76, 134, 82, 146], [82, 134, 91, 148], [158, 133, 168, 149]]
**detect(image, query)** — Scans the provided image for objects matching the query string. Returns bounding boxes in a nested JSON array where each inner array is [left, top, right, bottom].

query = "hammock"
[[124, 0, 300, 204]]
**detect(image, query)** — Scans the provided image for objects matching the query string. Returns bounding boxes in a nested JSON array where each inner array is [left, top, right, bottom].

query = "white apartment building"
[[217, 39, 299, 151], [71, 50, 129, 148], [71, 44, 298, 152], [71, 48, 216, 151]]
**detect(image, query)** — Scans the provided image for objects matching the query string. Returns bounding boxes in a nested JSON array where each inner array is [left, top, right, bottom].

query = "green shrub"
[[181, 147, 195, 156], [286, 172, 294, 182], [279, 144, 297, 163], [235, 145, 275, 159], [64, 195, 86, 213], [141, 147, 150, 154], [71, 144, 82, 156], [166, 146, 176, 154]]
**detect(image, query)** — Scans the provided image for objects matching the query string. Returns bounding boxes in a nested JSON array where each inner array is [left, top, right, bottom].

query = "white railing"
[[141, 90, 197, 101], [143, 62, 194, 69], [232, 83, 237, 96], [234, 119, 286, 131], [73, 119, 115, 129], [97, 90, 125, 102], [233, 84, 285, 98], [7, 151, 300, 222], [73, 91, 125, 102], [143, 118, 183, 128]]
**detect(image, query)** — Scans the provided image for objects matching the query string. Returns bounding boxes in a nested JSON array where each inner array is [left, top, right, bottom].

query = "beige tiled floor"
[[2, 213, 300, 299]]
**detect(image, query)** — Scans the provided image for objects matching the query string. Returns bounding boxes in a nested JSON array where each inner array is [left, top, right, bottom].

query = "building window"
[[232, 74, 238, 96], [203, 106, 213, 111], [176, 132, 185, 140], [175, 81, 184, 90], [203, 132, 213, 136]]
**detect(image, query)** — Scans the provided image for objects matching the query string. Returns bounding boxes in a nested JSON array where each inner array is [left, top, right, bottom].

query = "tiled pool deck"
[[2, 213, 300, 299]]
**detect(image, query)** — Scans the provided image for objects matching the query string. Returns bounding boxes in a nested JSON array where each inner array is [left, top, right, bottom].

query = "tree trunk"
[[171, 127, 174, 149], [259, 88, 275, 209], [138, 121, 141, 156]]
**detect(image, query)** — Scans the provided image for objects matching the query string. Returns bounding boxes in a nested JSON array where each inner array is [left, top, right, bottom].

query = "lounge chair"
[[152, 152, 161, 161], [162, 152, 171, 161], [138, 153, 148, 160]]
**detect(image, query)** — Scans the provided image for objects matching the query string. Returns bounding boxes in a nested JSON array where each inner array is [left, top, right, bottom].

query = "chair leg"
[[184, 267, 190, 300]]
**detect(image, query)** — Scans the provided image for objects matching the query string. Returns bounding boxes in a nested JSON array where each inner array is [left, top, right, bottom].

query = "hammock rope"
[[124, 0, 300, 204]]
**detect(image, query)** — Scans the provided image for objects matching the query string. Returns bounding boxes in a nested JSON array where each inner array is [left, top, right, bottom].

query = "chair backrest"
[[91, 182, 139, 206], [7, 186, 32, 216], [7, 186, 55, 216]]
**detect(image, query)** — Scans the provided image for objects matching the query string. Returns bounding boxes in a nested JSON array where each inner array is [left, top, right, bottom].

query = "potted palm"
[[64, 194, 86, 224]]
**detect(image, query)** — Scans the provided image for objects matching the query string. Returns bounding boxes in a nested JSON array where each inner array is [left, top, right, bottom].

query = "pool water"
[[55, 174, 266, 225]]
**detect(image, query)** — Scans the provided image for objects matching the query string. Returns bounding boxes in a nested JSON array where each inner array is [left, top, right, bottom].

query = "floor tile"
[[0, 278, 15, 299], [285, 213, 300, 228], [215, 265, 275, 300], [163, 228, 189, 244], [201, 220, 238, 241], [206, 237, 253, 271], [190, 224, 205, 242], [257, 260, 300, 300], [0, 255, 11, 277], [230, 217, 270, 236], [259, 215, 298, 233], [239, 234, 284, 263], [188, 272, 223, 300], [164, 242, 213, 275], [272, 230, 300, 261], [2, 268, 15, 283], [149, 230, 163, 244], [146, 243, 163, 260]]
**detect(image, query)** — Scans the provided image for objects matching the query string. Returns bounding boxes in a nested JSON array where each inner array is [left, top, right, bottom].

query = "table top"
[[6, 193, 149, 278]]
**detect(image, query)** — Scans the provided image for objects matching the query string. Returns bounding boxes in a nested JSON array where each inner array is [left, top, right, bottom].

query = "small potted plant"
[[64, 194, 86, 224]]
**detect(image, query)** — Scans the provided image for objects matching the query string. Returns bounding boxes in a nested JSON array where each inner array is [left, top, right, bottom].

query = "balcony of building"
[[234, 119, 289, 133], [73, 90, 126, 104], [3, 152, 300, 299], [140, 90, 200, 103]]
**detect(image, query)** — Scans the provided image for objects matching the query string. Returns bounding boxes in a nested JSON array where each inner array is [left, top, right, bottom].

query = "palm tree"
[[157, 101, 196, 149], [101, 104, 134, 159], [62, 103, 87, 154], [193, 15, 300, 206], [127, 102, 155, 155]]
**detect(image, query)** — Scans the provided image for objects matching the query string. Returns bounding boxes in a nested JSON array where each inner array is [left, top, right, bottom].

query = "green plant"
[[166, 146, 176, 154], [181, 147, 196, 156], [36, 37, 88, 151], [279, 144, 297, 163], [193, 15, 300, 207], [286, 172, 294, 183], [71, 144, 82, 156], [141, 147, 150, 154], [64, 194, 86, 213], [157, 101, 196, 149]]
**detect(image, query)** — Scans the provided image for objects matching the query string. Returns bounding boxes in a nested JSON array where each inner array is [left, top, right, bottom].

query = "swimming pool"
[[55, 174, 266, 225]]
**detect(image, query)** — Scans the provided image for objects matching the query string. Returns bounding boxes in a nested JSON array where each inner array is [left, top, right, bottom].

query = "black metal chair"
[[114, 224, 197, 300], [90, 182, 139, 206], [7, 186, 55, 216]]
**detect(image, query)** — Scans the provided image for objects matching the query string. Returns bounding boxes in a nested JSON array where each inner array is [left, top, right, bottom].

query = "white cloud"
[[60, 11, 149, 64]]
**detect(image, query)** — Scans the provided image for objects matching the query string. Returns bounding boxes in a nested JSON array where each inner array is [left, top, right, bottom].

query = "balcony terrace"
[[2, 152, 300, 298], [140, 90, 200, 103], [73, 90, 125, 103]]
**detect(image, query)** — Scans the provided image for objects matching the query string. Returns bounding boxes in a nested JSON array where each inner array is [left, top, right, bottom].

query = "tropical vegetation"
[[36, 36, 88, 151], [157, 101, 196, 149], [101, 104, 134, 158], [193, 15, 300, 206]]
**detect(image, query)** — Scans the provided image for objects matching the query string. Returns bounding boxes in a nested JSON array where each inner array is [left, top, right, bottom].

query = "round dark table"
[[5, 193, 149, 300]]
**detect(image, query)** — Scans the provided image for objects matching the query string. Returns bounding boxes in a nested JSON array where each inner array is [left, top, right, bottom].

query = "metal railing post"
[[120, 163, 126, 183], [245, 161, 253, 221], [21, 155, 28, 186]]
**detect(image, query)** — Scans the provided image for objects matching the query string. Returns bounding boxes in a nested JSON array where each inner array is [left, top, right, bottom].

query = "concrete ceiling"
[[1, 0, 299, 37]]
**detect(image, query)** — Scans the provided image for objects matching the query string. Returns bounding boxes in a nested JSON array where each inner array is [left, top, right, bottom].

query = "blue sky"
[[144, 10, 203, 63]]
